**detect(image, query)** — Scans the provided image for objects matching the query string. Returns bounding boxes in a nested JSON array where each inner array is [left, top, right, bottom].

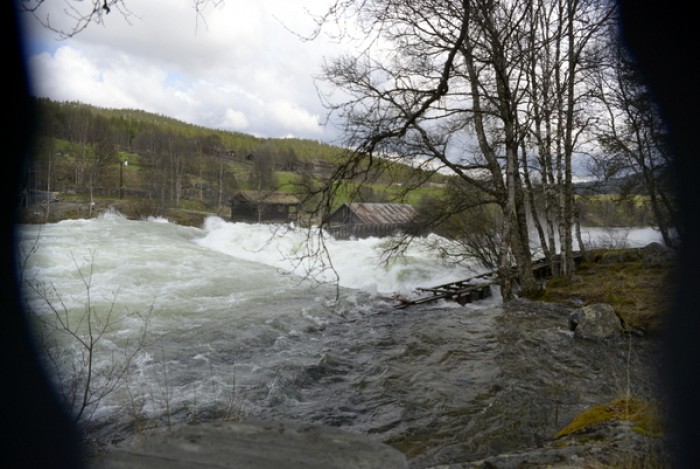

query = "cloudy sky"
[[19, 0, 353, 143]]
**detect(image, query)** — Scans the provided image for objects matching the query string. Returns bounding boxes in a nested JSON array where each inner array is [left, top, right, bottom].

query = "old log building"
[[230, 191, 300, 223], [327, 202, 418, 238]]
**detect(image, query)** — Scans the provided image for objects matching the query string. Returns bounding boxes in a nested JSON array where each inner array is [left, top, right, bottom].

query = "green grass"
[[275, 171, 303, 190]]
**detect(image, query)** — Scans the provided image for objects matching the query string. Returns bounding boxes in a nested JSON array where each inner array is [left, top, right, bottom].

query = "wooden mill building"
[[326, 202, 419, 238], [230, 191, 300, 223]]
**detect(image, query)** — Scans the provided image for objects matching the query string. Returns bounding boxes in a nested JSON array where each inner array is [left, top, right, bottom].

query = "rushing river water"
[[17, 214, 664, 467]]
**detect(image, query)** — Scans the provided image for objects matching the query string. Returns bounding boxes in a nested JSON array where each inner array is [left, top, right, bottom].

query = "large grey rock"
[[97, 420, 407, 469], [569, 303, 622, 340], [641, 242, 674, 268]]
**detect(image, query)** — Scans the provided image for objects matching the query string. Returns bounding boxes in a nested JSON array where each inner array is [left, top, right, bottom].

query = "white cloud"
[[220, 108, 249, 131], [268, 100, 322, 135], [20, 0, 345, 141]]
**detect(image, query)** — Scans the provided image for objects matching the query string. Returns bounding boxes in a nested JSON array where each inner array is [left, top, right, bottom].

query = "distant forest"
[[22, 98, 449, 219], [22, 98, 349, 211]]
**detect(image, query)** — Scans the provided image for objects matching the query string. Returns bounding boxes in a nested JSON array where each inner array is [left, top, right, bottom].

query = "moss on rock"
[[554, 396, 664, 439]]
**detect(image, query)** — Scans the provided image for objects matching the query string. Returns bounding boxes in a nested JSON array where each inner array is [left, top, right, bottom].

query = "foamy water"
[[15, 215, 664, 465], [17, 214, 477, 435], [194, 216, 477, 295]]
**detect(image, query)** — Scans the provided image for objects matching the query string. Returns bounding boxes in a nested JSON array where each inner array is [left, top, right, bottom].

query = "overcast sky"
[[20, 0, 352, 143]]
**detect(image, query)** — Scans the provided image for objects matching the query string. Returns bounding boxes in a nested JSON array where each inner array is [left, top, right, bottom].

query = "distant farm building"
[[327, 202, 419, 238], [230, 191, 300, 223]]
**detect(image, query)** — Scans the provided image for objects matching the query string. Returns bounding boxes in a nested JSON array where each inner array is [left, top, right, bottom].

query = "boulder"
[[97, 420, 407, 469], [569, 304, 622, 340], [641, 242, 674, 268]]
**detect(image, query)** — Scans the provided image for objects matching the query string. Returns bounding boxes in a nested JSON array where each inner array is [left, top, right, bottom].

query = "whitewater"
[[16, 214, 663, 467]]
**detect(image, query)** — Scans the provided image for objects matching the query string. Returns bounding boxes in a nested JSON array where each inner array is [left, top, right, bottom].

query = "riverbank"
[[526, 244, 675, 335], [18, 199, 221, 227], [490, 247, 675, 468]]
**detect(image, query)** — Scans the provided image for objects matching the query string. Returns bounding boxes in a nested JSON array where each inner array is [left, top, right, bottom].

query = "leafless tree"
[[416, 180, 503, 270], [311, 0, 612, 297], [163, 132, 191, 207], [133, 128, 169, 214], [19, 0, 133, 38], [592, 32, 678, 247], [18, 0, 224, 38], [85, 114, 117, 215], [22, 249, 152, 425], [30, 107, 63, 220], [65, 105, 92, 188], [248, 152, 276, 192], [514, 0, 615, 275], [311, 1, 512, 297]]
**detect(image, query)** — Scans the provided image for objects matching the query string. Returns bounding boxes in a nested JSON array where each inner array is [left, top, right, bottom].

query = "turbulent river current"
[[17, 214, 663, 467]]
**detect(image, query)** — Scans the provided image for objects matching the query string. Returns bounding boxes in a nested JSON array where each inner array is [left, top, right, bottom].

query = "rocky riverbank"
[[425, 301, 672, 468], [430, 419, 671, 468], [454, 245, 675, 469]]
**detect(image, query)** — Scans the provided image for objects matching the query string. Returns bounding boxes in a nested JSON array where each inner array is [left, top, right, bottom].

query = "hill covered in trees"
[[21, 98, 448, 223]]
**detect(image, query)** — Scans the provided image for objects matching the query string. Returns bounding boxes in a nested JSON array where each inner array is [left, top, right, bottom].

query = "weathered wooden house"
[[230, 191, 300, 223], [327, 202, 419, 238]]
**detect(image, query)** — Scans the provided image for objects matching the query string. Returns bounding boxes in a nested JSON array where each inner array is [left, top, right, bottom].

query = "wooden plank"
[[423, 271, 495, 291], [397, 255, 586, 310], [396, 279, 498, 309]]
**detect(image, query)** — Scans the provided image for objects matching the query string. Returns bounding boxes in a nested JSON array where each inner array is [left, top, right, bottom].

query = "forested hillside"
[[21, 98, 447, 222]]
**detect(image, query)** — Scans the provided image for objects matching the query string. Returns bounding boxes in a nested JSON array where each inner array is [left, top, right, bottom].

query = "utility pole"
[[119, 160, 127, 199]]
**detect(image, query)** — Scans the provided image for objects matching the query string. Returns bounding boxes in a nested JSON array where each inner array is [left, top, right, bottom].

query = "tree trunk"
[[521, 143, 550, 263], [562, 0, 577, 278], [45, 148, 52, 223], [574, 201, 586, 259], [512, 168, 538, 294]]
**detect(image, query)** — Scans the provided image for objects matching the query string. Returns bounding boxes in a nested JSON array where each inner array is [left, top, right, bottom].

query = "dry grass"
[[529, 248, 675, 335]]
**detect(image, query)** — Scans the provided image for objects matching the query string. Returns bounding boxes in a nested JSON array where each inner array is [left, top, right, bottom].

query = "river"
[[17, 214, 664, 467]]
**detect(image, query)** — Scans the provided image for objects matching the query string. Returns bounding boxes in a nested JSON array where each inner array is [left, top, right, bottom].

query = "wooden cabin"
[[327, 202, 418, 238], [230, 191, 300, 223]]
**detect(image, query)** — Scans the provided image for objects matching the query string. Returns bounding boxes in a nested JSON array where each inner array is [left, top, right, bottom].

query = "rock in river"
[[569, 303, 622, 340]]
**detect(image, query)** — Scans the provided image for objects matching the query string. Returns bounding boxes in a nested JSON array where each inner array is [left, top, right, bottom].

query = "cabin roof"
[[232, 191, 300, 205], [339, 203, 418, 225]]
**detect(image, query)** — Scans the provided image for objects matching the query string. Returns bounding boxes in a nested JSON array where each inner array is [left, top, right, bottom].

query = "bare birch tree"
[[66, 105, 92, 188], [19, 0, 222, 38], [312, 0, 612, 297], [592, 31, 678, 247], [85, 115, 117, 215], [516, 0, 614, 276], [21, 249, 152, 426]]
